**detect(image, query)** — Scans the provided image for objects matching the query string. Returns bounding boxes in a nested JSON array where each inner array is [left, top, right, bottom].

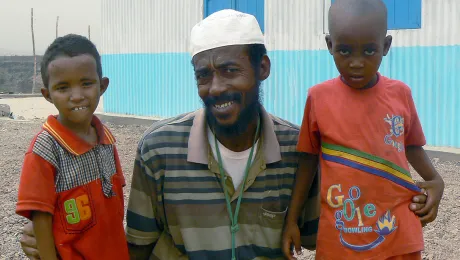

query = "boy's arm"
[[406, 146, 444, 223], [16, 145, 58, 259], [32, 211, 57, 260], [406, 146, 442, 181], [283, 152, 319, 259], [283, 90, 320, 259], [286, 153, 319, 224], [289, 90, 320, 223], [403, 87, 444, 224]]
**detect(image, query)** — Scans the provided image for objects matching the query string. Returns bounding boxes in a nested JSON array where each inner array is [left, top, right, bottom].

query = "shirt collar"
[[187, 106, 281, 164], [42, 115, 116, 156]]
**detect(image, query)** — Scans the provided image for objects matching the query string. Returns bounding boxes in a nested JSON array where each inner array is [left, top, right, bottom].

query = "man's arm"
[[20, 221, 41, 260], [32, 212, 57, 260], [406, 146, 444, 224], [128, 243, 155, 260], [126, 142, 164, 259]]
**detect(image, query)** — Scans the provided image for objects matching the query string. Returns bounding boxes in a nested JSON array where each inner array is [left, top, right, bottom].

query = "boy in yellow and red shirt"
[[16, 34, 129, 259], [283, 0, 444, 259]]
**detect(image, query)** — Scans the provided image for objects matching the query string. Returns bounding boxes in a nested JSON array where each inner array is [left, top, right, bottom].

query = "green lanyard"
[[214, 117, 260, 260]]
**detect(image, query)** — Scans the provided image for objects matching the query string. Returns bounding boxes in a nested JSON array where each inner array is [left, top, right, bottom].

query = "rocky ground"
[[0, 118, 458, 259]]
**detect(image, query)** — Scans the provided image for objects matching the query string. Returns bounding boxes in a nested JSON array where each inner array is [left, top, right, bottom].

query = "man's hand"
[[410, 178, 444, 226], [282, 222, 302, 260], [20, 221, 40, 259]]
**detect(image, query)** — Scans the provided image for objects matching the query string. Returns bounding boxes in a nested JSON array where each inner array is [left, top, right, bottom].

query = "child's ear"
[[325, 35, 333, 55], [41, 87, 53, 103], [383, 35, 393, 56], [99, 77, 110, 96]]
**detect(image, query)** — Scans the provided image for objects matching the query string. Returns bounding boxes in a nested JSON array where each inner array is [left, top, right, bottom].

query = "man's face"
[[326, 15, 392, 89], [193, 45, 268, 135]]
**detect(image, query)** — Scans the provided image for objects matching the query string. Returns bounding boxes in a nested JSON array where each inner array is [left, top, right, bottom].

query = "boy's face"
[[41, 54, 109, 127], [326, 17, 392, 89]]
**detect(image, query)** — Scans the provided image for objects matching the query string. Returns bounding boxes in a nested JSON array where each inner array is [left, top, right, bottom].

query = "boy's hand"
[[282, 222, 302, 260], [20, 221, 40, 259], [412, 178, 444, 226]]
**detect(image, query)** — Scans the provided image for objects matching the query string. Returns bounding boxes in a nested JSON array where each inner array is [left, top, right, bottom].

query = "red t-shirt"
[[16, 115, 129, 260], [297, 74, 425, 259]]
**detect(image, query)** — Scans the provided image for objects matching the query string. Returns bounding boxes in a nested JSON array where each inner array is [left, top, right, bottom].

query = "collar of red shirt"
[[42, 115, 116, 156]]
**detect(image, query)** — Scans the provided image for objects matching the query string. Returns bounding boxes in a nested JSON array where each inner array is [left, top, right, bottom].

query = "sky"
[[0, 0, 101, 55]]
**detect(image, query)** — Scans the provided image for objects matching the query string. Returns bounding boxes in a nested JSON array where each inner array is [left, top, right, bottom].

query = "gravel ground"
[[0, 118, 458, 259]]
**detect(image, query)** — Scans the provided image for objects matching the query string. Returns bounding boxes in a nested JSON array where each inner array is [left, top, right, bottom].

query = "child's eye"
[[364, 50, 376, 56], [56, 86, 68, 91], [82, 82, 93, 87], [339, 50, 350, 56]]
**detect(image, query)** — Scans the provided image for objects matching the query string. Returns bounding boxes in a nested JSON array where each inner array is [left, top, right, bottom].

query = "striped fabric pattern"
[[126, 109, 320, 260], [321, 142, 421, 192]]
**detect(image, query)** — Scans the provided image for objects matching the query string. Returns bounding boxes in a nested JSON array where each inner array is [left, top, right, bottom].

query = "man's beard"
[[204, 82, 263, 138]]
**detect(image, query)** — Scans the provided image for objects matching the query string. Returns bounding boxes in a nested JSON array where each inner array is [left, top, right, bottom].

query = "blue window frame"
[[331, 0, 421, 30], [204, 0, 265, 32]]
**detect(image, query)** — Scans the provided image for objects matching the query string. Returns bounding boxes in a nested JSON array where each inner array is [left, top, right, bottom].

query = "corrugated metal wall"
[[101, 0, 460, 148], [102, 0, 203, 54], [101, 0, 202, 117]]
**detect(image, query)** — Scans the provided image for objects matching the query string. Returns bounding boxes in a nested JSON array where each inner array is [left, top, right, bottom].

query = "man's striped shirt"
[[126, 107, 320, 259]]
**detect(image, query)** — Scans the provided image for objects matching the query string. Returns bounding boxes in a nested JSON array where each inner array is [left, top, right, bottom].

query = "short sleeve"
[[297, 90, 321, 154], [16, 152, 57, 220], [113, 145, 126, 187], [404, 89, 426, 146], [125, 142, 163, 246]]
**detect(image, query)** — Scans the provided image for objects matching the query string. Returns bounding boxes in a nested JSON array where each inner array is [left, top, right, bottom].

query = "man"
[[20, 9, 434, 260]]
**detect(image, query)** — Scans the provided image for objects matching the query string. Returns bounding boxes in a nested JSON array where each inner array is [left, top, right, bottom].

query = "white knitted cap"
[[189, 9, 264, 57]]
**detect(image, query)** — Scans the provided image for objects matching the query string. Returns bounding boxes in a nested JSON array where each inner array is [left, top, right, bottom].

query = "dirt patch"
[[0, 119, 458, 259]]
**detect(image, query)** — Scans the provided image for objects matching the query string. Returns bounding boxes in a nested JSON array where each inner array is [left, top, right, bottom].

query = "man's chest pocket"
[[56, 185, 97, 234], [258, 190, 289, 229]]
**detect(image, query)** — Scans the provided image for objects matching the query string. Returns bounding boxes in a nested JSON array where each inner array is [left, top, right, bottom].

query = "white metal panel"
[[266, 0, 460, 51], [101, 0, 203, 55], [265, 0, 327, 51]]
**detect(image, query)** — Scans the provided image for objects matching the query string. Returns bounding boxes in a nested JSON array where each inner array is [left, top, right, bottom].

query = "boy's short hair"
[[40, 34, 102, 88], [328, 0, 388, 35]]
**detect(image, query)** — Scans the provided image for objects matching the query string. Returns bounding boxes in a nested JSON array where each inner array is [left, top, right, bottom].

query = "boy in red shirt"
[[16, 34, 129, 260], [283, 0, 444, 259]]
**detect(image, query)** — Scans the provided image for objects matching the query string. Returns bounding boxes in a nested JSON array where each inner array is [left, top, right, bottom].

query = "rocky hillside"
[[0, 56, 43, 94]]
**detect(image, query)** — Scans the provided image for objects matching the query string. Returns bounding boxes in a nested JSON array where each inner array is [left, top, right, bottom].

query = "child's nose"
[[70, 88, 84, 102], [349, 58, 364, 69]]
